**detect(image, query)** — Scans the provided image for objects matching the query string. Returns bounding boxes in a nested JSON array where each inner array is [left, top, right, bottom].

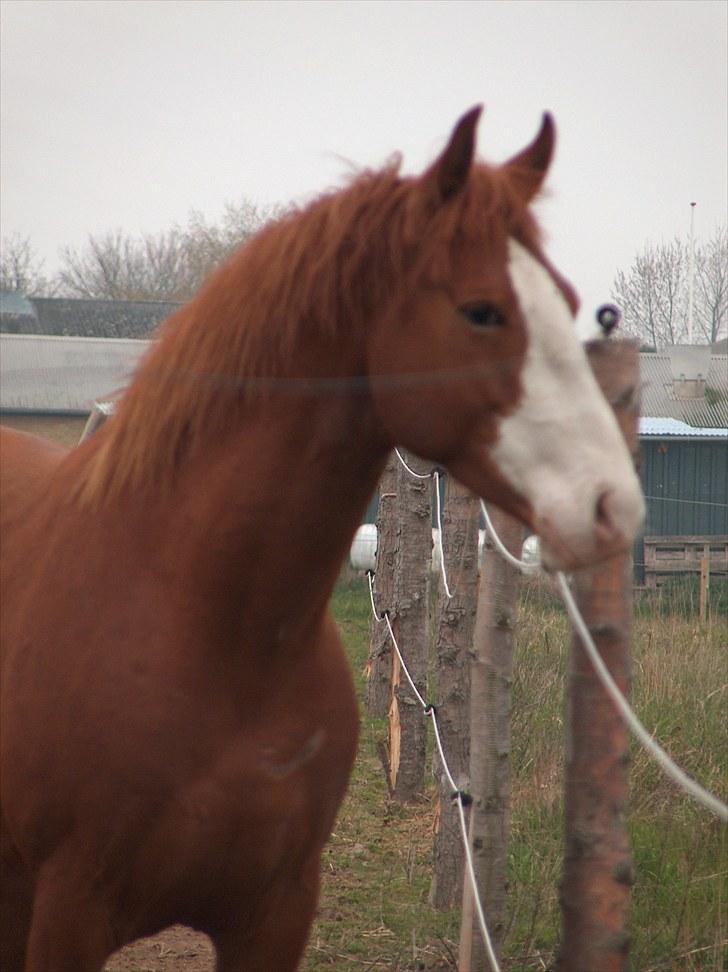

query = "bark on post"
[[366, 453, 399, 717], [430, 478, 480, 910], [699, 543, 710, 623], [389, 450, 431, 802], [460, 509, 523, 970], [557, 339, 641, 972]]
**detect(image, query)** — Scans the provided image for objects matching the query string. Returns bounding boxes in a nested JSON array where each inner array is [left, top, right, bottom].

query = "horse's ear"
[[425, 105, 483, 203], [503, 113, 555, 203]]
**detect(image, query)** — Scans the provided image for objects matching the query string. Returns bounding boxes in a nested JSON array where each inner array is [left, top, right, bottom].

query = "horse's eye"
[[460, 303, 506, 329]]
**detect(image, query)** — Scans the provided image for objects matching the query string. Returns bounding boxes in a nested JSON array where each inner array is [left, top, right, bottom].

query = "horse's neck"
[[172, 390, 388, 641]]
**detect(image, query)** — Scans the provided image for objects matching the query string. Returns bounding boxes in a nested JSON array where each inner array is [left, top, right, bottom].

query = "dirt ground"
[[105, 926, 215, 972]]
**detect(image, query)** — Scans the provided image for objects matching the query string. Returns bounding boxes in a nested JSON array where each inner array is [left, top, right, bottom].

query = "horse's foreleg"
[[0, 821, 34, 972], [213, 855, 321, 972], [24, 857, 116, 972]]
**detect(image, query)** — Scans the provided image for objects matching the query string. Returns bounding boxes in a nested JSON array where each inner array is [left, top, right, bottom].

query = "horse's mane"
[[76, 157, 541, 505]]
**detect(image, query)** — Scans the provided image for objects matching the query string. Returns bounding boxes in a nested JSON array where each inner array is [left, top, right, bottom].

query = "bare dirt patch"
[[105, 926, 214, 972]]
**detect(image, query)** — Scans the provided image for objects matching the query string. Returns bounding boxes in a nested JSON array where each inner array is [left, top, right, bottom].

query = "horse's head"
[[367, 107, 644, 571]]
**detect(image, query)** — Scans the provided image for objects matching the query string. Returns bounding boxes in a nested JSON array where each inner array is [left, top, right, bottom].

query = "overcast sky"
[[1, 0, 726, 336]]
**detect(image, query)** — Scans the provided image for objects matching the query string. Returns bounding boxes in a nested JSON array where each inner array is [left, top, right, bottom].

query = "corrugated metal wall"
[[634, 438, 728, 582], [641, 439, 728, 536]]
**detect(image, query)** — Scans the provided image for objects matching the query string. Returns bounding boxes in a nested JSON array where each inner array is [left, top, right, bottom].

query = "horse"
[[0, 107, 644, 972]]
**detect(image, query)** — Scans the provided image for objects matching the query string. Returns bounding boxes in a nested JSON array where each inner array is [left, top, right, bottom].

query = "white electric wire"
[[367, 569, 501, 970], [556, 572, 728, 821], [383, 611, 429, 711], [480, 499, 726, 820], [394, 447, 433, 479], [479, 501, 726, 821], [479, 500, 531, 571], [393, 450, 454, 598], [368, 482, 726, 972], [434, 471, 453, 599], [381, 485, 727, 821], [367, 566, 387, 623]]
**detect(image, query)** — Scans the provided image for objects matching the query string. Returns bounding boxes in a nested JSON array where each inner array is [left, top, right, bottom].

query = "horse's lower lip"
[[536, 519, 631, 572]]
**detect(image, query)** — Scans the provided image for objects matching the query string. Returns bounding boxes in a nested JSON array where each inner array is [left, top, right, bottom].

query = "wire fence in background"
[[370, 452, 727, 967]]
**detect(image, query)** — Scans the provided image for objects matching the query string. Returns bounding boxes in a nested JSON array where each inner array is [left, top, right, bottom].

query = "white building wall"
[[0, 334, 150, 413]]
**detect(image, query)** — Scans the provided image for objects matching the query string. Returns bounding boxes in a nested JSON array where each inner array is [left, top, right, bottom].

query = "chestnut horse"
[[0, 108, 643, 971]]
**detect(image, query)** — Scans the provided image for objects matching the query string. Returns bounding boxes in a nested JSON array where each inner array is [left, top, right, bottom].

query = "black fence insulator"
[[596, 303, 621, 335]]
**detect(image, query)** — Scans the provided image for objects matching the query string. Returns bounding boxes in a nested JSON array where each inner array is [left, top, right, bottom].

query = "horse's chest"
[[137, 715, 353, 919]]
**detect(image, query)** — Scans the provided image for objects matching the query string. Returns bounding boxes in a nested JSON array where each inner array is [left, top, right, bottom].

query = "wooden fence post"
[[389, 450, 431, 801], [557, 339, 641, 971], [699, 542, 710, 622], [430, 477, 480, 910], [460, 508, 523, 970], [366, 453, 399, 717]]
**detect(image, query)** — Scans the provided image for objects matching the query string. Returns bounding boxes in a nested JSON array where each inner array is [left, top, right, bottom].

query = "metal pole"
[[699, 542, 710, 623], [687, 202, 696, 343]]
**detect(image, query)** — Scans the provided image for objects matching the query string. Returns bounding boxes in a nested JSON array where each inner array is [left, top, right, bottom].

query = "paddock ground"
[[106, 926, 213, 971]]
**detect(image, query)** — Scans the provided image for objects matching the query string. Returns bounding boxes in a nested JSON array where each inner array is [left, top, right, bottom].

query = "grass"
[[303, 573, 728, 971]]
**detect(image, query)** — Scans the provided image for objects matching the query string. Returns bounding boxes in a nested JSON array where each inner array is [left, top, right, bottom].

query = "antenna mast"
[[687, 201, 696, 343]]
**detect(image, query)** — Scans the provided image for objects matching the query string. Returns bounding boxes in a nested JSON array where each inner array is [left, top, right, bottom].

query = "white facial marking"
[[491, 239, 644, 564]]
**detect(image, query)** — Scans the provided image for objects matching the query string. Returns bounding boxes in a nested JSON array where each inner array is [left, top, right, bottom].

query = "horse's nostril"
[[595, 490, 617, 536]]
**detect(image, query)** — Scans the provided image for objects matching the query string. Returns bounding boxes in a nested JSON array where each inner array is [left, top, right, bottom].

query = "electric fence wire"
[[479, 499, 727, 820], [385, 458, 728, 820], [366, 569, 502, 972]]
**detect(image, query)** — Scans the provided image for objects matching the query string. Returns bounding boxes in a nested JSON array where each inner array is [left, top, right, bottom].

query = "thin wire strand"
[[428, 708, 459, 795], [371, 479, 726, 967], [377, 495, 727, 819], [394, 447, 433, 479], [434, 471, 453, 599], [454, 792, 501, 972], [555, 572, 728, 821], [366, 569, 386, 623], [643, 494, 728, 509], [366, 569, 501, 971], [482, 501, 727, 820], [393, 452, 453, 598], [384, 613, 429, 710], [480, 500, 532, 571], [480, 502, 726, 819]]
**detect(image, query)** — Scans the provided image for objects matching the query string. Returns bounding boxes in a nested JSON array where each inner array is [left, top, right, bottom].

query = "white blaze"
[[491, 239, 644, 565]]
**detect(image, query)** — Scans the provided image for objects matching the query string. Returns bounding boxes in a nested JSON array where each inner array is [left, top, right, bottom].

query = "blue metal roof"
[[0, 290, 37, 319], [640, 417, 728, 438]]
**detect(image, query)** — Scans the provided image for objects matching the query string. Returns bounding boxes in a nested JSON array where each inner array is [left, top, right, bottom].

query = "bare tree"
[[56, 199, 283, 302], [0, 234, 55, 295], [694, 225, 728, 344], [179, 199, 284, 295], [612, 238, 688, 349], [57, 230, 188, 301], [611, 226, 727, 349]]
